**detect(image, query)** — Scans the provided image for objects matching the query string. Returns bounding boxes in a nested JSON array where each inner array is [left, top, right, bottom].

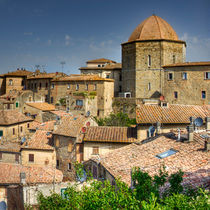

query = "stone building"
[[0, 69, 33, 95], [52, 115, 97, 181], [162, 62, 210, 105], [26, 71, 65, 103], [79, 58, 122, 96], [51, 74, 114, 117], [0, 110, 33, 142], [82, 126, 136, 161], [121, 15, 186, 99], [21, 130, 56, 167]]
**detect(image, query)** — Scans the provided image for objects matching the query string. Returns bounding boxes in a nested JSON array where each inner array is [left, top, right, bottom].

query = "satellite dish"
[[194, 117, 203, 127], [149, 126, 156, 137], [81, 127, 86, 133], [85, 111, 90, 117]]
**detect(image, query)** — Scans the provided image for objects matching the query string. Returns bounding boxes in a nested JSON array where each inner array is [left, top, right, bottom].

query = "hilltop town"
[[0, 15, 209, 208]]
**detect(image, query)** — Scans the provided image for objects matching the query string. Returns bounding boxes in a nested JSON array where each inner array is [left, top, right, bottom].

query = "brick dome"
[[128, 15, 178, 42]]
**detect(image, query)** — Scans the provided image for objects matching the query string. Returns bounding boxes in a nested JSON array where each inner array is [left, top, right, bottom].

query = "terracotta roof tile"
[[0, 163, 63, 184], [27, 72, 65, 79], [21, 130, 53, 150], [25, 102, 55, 111], [136, 104, 210, 124], [0, 142, 21, 153], [80, 63, 122, 70], [83, 126, 136, 143], [163, 61, 210, 68], [91, 134, 209, 187], [86, 58, 116, 63], [0, 110, 33, 125], [51, 74, 114, 82], [53, 115, 93, 137], [29, 120, 55, 132], [3, 69, 33, 77]]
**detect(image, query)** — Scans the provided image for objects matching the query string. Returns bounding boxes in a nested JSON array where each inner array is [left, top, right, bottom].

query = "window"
[[31, 83, 33, 89], [39, 83, 42, 89], [79, 144, 83, 153], [55, 138, 59, 147], [9, 79, 13, 86], [51, 84, 54, 89], [56, 160, 59, 168], [98, 64, 101, 67], [46, 82, 48, 89], [15, 154, 19, 163], [45, 95, 48, 102], [34, 83, 37, 89], [148, 55, 151, 67], [174, 91, 178, 99], [102, 64, 105, 67], [202, 91, 206, 99], [20, 126, 23, 133], [94, 84, 97, 90], [204, 72, 210, 79], [68, 163, 72, 170], [92, 146, 99, 155], [119, 85, 122, 92], [13, 128, 15, 135], [27, 123, 30, 128], [0, 152, 2, 160], [76, 84, 79, 91], [168, 73, 173, 80], [0, 130, 3, 137], [119, 74, 122, 81], [68, 143, 73, 152], [76, 100, 83, 106], [106, 74, 110, 79], [51, 97, 53, 103], [85, 84, 88, 90], [156, 149, 178, 159], [182, 72, 187, 80], [148, 82, 151, 91], [29, 154, 34, 162], [173, 55, 176, 64], [67, 83, 70, 89]]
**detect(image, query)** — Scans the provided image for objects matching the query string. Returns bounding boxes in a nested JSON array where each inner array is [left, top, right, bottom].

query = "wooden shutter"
[[29, 154, 34, 162]]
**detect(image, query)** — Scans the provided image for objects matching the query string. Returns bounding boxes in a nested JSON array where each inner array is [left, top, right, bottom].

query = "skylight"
[[156, 149, 178, 159]]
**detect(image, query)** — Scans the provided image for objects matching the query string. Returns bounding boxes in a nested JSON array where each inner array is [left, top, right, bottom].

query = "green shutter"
[[16, 102, 19, 108]]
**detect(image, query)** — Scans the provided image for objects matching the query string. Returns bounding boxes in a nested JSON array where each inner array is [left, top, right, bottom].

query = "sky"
[[0, 0, 209, 75]]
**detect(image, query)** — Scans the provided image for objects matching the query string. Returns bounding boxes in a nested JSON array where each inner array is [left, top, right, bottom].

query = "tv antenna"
[[60, 61, 66, 71]]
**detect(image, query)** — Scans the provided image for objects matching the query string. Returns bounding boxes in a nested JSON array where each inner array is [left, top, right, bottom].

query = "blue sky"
[[0, 0, 209, 74]]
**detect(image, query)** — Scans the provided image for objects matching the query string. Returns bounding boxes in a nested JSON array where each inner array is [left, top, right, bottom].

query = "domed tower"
[[121, 15, 186, 98]]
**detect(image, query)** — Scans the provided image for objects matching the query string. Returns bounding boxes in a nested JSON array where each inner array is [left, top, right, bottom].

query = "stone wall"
[[163, 65, 210, 105], [21, 149, 56, 167], [0, 152, 20, 164]]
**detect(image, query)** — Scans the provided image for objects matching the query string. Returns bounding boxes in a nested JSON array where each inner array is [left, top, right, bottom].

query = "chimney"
[[156, 122, 161, 135], [205, 117, 210, 130], [189, 117, 195, 125], [187, 125, 194, 142], [204, 138, 210, 151]]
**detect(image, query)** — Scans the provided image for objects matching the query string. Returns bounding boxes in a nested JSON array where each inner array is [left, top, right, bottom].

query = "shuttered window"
[[29, 154, 34, 162]]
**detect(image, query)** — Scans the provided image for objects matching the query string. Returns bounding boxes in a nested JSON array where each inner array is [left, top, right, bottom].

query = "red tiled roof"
[[4, 69, 33, 77], [163, 61, 210, 68], [0, 142, 21, 153], [83, 126, 136, 143], [80, 63, 122, 70], [51, 74, 114, 82], [0, 163, 63, 184], [53, 115, 93, 137], [0, 110, 33, 125], [25, 102, 55, 111], [21, 130, 54, 150], [86, 58, 116, 64], [29, 120, 55, 132], [136, 104, 210, 124], [91, 134, 209, 187], [27, 72, 65, 79]]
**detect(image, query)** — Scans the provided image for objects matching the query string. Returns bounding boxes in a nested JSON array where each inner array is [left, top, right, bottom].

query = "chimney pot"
[[187, 125, 194, 142]]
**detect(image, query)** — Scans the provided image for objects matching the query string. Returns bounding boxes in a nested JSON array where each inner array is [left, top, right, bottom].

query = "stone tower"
[[121, 15, 186, 98]]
